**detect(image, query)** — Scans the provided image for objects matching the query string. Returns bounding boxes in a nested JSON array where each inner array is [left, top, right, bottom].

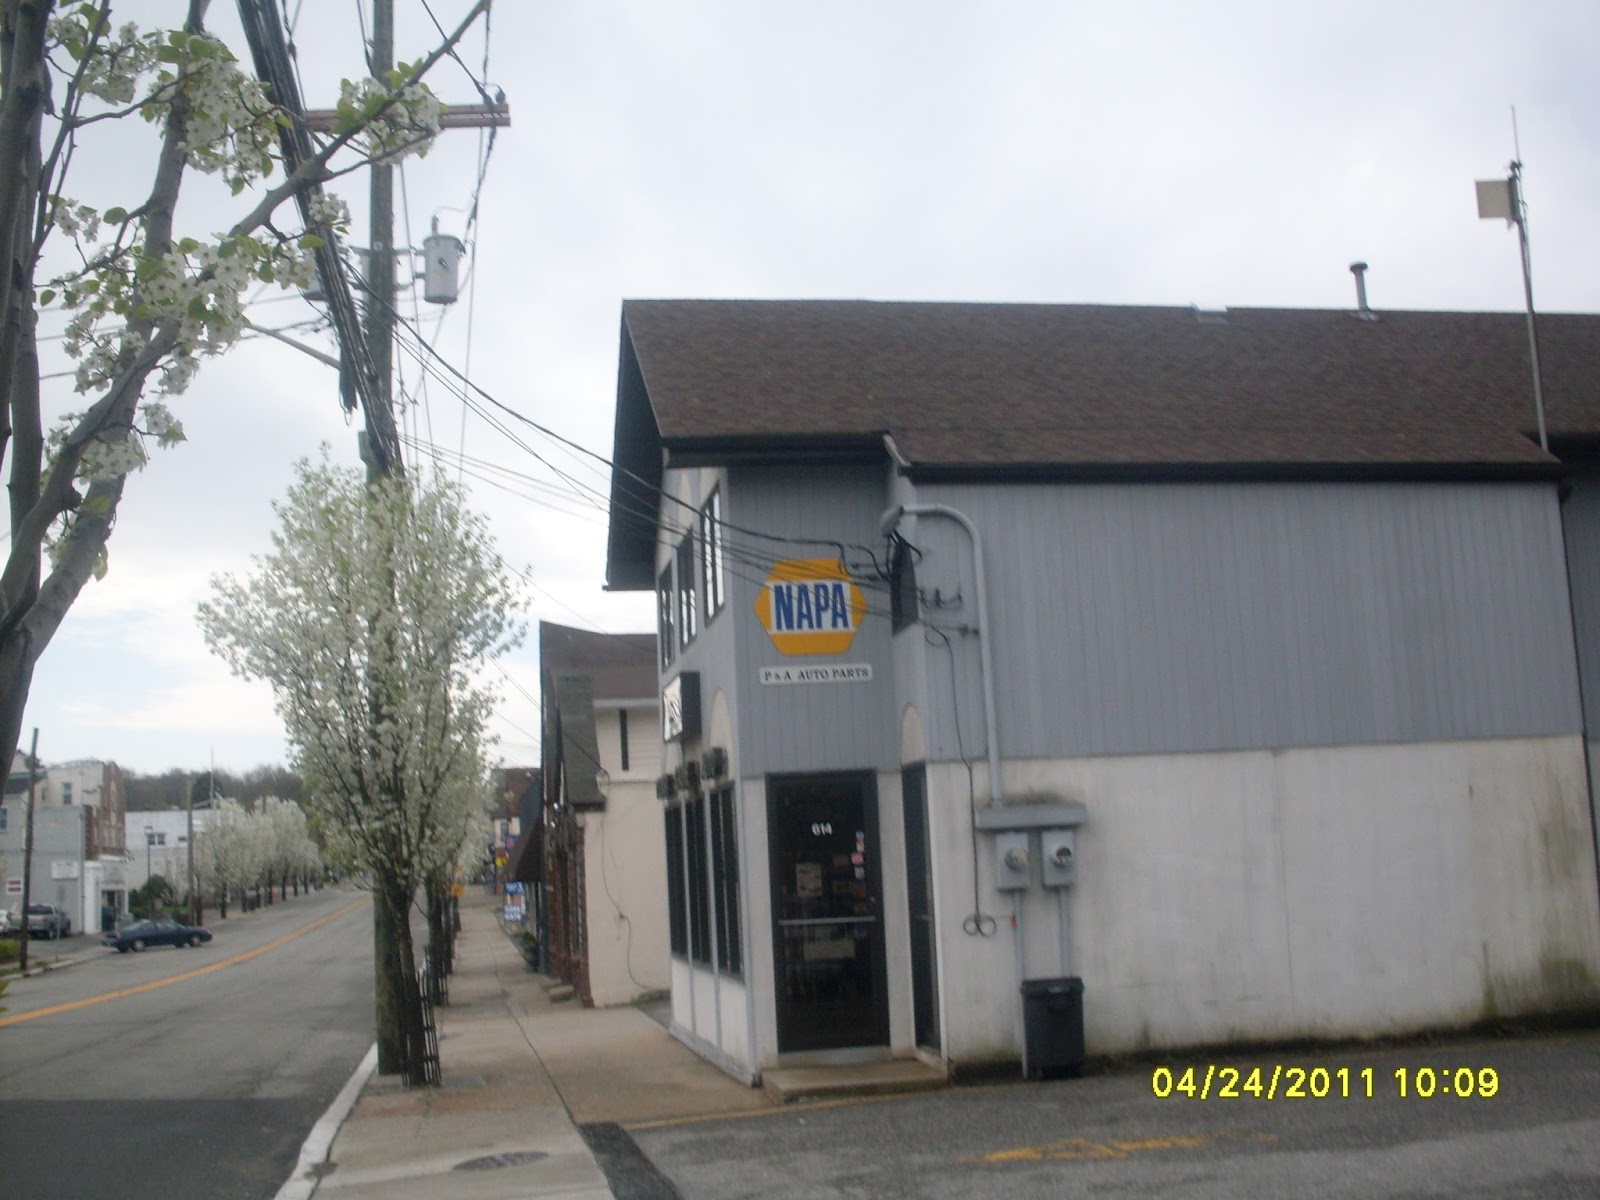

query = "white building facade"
[[606, 300, 1600, 1083]]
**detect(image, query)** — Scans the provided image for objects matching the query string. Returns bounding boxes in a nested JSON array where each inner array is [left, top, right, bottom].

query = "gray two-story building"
[[605, 297, 1600, 1082]]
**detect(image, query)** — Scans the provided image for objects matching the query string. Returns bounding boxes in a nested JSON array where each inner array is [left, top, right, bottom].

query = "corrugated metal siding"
[[1561, 477, 1600, 733], [905, 481, 1582, 760], [727, 466, 898, 776]]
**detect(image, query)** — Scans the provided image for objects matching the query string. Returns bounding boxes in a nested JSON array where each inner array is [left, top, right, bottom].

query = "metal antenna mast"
[[1477, 106, 1547, 452]]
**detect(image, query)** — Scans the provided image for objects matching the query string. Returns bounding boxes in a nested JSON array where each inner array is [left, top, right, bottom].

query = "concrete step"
[[761, 1058, 948, 1105], [546, 982, 576, 1003]]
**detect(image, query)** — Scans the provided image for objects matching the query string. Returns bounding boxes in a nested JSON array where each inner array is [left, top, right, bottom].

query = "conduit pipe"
[[879, 502, 1001, 803]]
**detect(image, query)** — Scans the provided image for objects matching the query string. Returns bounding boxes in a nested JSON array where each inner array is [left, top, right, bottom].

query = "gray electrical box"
[[995, 831, 1031, 890], [423, 231, 465, 304], [1040, 829, 1077, 888]]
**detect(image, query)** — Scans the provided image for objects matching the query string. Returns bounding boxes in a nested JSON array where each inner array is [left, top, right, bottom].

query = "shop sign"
[[755, 558, 867, 656], [759, 663, 874, 686]]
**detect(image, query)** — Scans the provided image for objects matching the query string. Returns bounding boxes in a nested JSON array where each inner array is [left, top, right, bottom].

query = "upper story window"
[[60, 782, 72, 805], [657, 565, 675, 668], [677, 535, 698, 648], [700, 489, 725, 621]]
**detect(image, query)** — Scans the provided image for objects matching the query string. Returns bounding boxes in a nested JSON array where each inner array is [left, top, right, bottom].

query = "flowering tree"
[[192, 796, 255, 918], [257, 794, 320, 900], [199, 454, 520, 1083], [0, 1, 476, 785]]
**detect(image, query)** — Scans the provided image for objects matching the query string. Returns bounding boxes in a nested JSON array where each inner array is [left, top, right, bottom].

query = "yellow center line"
[[968, 1130, 1276, 1164], [0, 895, 370, 1029]]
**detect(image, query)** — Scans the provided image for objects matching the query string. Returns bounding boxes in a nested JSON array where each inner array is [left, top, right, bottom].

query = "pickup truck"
[[25, 904, 70, 939]]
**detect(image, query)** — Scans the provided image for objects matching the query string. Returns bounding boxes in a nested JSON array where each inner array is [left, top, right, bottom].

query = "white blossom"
[[199, 455, 523, 899]]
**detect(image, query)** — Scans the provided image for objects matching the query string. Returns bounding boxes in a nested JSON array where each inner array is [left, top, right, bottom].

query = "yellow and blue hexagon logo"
[[755, 558, 867, 656]]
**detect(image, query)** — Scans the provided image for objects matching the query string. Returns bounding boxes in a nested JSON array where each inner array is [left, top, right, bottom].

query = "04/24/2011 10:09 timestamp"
[[1151, 1064, 1500, 1101]]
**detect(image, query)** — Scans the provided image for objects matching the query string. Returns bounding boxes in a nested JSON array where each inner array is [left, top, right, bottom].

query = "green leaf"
[[176, 237, 200, 255], [103, 207, 128, 225], [38, 288, 56, 307], [299, 234, 324, 250], [155, 45, 182, 64]]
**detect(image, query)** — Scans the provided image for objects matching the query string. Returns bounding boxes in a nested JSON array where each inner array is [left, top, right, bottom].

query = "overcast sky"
[[19, 0, 1600, 778]]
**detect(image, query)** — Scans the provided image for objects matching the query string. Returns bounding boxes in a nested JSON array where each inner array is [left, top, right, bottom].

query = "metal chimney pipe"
[[1349, 261, 1376, 319]]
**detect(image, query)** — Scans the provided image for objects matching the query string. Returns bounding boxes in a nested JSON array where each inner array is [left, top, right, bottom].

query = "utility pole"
[[359, 0, 506, 1080], [18, 729, 37, 974], [364, 0, 397, 486], [237, 0, 505, 1085]]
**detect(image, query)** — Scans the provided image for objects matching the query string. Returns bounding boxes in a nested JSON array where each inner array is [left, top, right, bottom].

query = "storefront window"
[[687, 793, 711, 964], [711, 784, 741, 978], [665, 805, 687, 957]]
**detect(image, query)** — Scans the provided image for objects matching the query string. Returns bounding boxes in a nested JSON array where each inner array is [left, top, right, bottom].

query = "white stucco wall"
[[577, 704, 668, 1007], [579, 780, 669, 1006], [926, 735, 1600, 1066]]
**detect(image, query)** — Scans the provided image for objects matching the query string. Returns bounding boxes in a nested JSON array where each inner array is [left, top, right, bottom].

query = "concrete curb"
[[274, 1042, 379, 1200]]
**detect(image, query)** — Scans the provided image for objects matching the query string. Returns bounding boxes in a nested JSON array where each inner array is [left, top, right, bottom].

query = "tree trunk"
[[426, 872, 450, 979], [372, 883, 405, 1075]]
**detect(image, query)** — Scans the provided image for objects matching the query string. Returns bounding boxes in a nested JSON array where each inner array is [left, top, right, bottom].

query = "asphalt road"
[[631, 1028, 1600, 1199], [0, 888, 375, 1200]]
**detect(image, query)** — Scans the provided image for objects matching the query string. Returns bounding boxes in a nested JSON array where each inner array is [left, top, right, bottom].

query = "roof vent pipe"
[[1350, 261, 1378, 321]]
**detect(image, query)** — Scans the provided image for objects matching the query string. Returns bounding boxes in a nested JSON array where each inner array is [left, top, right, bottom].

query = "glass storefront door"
[[769, 772, 889, 1053]]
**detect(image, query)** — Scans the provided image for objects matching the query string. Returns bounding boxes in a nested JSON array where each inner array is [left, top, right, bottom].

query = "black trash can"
[[1021, 976, 1085, 1080]]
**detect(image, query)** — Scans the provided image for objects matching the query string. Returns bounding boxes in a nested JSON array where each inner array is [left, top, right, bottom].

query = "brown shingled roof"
[[538, 621, 655, 701], [621, 300, 1600, 469]]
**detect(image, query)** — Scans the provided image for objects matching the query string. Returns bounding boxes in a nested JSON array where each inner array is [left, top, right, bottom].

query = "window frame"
[[700, 488, 725, 623], [657, 564, 675, 668], [676, 535, 698, 648], [665, 805, 688, 958], [685, 792, 711, 965], [710, 784, 741, 979]]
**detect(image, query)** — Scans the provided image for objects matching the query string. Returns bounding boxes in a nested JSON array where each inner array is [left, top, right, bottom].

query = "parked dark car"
[[103, 917, 213, 953], [25, 904, 70, 939]]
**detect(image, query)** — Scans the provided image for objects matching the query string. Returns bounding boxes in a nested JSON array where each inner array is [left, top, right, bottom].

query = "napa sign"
[[755, 558, 867, 656]]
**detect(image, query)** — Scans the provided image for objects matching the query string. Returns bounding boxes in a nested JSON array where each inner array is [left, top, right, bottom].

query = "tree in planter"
[[0, 0, 484, 799], [199, 455, 519, 1085]]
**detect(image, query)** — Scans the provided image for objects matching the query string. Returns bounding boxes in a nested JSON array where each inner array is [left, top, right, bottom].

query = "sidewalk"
[[288, 887, 773, 1200]]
